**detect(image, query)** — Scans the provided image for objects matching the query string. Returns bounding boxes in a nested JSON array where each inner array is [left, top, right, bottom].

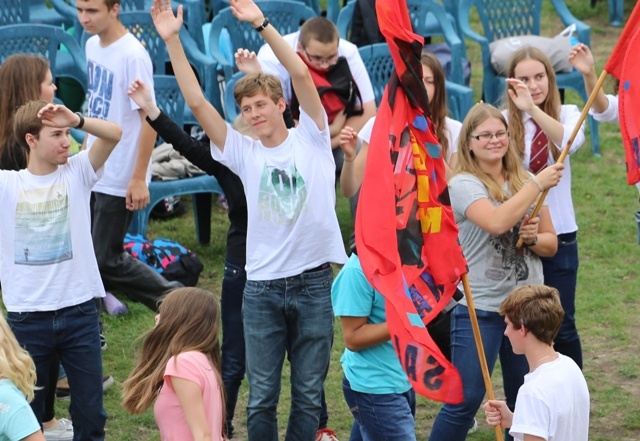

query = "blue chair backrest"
[[154, 75, 186, 128], [0, 0, 29, 24], [119, 11, 168, 74], [358, 43, 395, 107], [465, 0, 542, 42], [0, 23, 87, 89]]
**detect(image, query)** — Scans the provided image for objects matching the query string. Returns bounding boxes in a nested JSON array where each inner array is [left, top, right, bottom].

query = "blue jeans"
[[221, 259, 247, 437], [429, 305, 528, 441], [343, 378, 416, 441], [7, 299, 107, 441], [243, 266, 334, 441], [541, 232, 582, 369]]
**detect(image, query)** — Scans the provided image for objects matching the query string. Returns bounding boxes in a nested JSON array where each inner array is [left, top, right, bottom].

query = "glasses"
[[469, 131, 509, 142], [302, 48, 338, 66]]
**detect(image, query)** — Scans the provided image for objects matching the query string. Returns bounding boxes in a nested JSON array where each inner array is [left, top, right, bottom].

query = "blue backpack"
[[123, 234, 204, 287]]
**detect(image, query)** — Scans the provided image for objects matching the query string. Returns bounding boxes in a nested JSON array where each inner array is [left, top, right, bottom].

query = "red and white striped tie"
[[529, 120, 549, 175]]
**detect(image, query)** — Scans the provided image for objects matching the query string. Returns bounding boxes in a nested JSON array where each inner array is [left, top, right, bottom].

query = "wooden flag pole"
[[461, 273, 504, 441], [516, 69, 610, 248]]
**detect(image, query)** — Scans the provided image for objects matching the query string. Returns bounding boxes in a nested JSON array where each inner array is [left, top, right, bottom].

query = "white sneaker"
[[44, 418, 73, 441], [468, 418, 479, 434]]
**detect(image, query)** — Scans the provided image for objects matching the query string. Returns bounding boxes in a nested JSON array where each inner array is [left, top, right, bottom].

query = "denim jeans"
[[343, 378, 416, 441], [429, 305, 528, 441], [243, 266, 334, 441], [541, 232, 582, 369], [7, 299, 107, 441], [91, 192, 181, 311], [221, 259, 247, 437]]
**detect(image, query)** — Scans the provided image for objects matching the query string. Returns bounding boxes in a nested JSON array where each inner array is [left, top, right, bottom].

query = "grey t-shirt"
[[449, 173, 544, 312]]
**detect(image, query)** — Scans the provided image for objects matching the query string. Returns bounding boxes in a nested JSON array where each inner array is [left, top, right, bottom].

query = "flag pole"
[[461, 273, 504, 441], [516, 69, 610, 248]]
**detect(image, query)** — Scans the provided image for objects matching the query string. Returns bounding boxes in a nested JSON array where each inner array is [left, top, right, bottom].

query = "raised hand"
[[229, 0, 264, 27], [505, 78, 534, 113], [235, 48, 263, 75], [339, 126, 358, 161], [128, 79, 154, 111], [568, 43, 595, 76], [37, 103, 78, 128], [151, 0, 183, 42]]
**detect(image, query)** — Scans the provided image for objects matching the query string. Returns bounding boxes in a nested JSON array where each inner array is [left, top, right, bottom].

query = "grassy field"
[[23, 0, 640, 440]]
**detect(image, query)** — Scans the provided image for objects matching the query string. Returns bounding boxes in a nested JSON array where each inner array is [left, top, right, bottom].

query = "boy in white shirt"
[[150, 0, 348, 439], [483, 285, 590, 441]]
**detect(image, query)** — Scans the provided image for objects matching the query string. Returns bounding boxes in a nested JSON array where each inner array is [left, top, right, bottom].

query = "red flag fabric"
[[619, 25, 640, 185], [355, 0, 467, 404], [604, 1, 640, 79]]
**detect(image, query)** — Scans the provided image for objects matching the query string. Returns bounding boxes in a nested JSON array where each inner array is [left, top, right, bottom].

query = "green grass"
[[8, 0, 640, 439]]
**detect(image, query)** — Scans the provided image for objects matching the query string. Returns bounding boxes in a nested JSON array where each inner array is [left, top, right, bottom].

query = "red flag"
[[619, 25, 640, 185], [355, 0, 467, 404], [604, 1, 640, 79]]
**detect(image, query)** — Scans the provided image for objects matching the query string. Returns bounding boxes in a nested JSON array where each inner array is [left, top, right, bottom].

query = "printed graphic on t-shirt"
[[14, 184, 72, 265], [486, 230, 528, 282], [258, 164, 307, 224], [87, 60, 114, 119]]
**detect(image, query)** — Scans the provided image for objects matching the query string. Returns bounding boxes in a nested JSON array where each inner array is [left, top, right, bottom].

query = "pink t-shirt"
[[153, 351, 223, 440]]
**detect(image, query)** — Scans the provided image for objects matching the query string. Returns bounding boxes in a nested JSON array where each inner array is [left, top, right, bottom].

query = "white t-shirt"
[[210, 109, 348, 280], [358, 116, 461, 164], [510, 354, 589, 441], [590, 94, 619, 124], [258, 31, 375, 107], [503, 105, 585, 234], [0, 152, 106, 312], [85, 32, 155, 197]]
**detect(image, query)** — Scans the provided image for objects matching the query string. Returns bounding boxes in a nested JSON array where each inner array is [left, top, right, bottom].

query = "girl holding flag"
[[502, 47, 587, 369], [429, 103, 563, 441]]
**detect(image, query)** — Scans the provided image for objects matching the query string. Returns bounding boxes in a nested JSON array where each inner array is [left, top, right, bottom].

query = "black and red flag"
[[355, 0, 467, 403]]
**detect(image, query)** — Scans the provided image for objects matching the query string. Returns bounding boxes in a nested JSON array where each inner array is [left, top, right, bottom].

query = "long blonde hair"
[[455, 103, 531, 201], [0, 315, 38, 402], [122, 288, 225, 427], [503, 47, 561, 162]]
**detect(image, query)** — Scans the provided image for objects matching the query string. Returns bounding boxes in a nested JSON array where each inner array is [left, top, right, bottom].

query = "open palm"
[[151, 0, 183, 41]]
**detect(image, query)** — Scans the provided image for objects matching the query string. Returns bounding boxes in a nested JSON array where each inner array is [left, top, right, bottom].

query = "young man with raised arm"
[[0, 101, 122, 441], [150, 0, 348, 439]]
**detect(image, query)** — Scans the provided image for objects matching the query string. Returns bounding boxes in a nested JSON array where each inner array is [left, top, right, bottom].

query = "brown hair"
[[77, 0, 120, 11], [503, 47, 561, 162], [499, 285, 564, 345], [122, 287, 225, 436], [234, 72, 284, 106], [421, 52, 450, 161], [0, 55, 50, 167], [455, 103, 531, 201], [13, 100, 49, 152], [299, 17, 339, 47]]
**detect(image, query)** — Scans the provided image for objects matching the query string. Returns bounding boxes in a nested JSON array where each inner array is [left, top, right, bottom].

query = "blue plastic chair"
[[208, 1, 317, 81], [128, 75, 226, 244], [0, 23, 87, 95], [337, 0, 467, 86], [223, 71, 246, 123], [456, 0, 600, 155], [358, 42, 473, 122]]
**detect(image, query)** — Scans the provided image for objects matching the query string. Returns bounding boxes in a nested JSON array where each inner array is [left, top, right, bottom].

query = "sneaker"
[[43, 418, 73, 441], [56, 375, 114, 400], [468, 418, 479, 434], [316, 428, 339, 441]]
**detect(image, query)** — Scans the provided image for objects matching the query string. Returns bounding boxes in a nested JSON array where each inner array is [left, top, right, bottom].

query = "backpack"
[[123, 233, 204, 287]]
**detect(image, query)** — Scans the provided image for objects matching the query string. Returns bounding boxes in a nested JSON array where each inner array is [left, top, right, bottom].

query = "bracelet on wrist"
[[74, 111, 85, 129], [527, 176, 544, 192], [254, 18, 270, 32]]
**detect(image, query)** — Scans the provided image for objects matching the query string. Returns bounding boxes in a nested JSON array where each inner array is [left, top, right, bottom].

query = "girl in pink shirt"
[[123, 288, 225, 441]]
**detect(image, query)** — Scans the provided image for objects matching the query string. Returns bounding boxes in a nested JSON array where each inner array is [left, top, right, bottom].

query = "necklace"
[[531, 353, 556, 371]]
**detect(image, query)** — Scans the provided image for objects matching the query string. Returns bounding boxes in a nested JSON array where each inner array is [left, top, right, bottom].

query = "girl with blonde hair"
[[122, 287, 225, 440], [429, 103, 563, 441], [503, 46, 586, 370], [0, 314, 45, 440]]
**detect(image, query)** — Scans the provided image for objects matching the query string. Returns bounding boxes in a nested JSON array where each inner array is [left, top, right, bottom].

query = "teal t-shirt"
[[0, 379, 40, 441], [331, 254, 411, 394]]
